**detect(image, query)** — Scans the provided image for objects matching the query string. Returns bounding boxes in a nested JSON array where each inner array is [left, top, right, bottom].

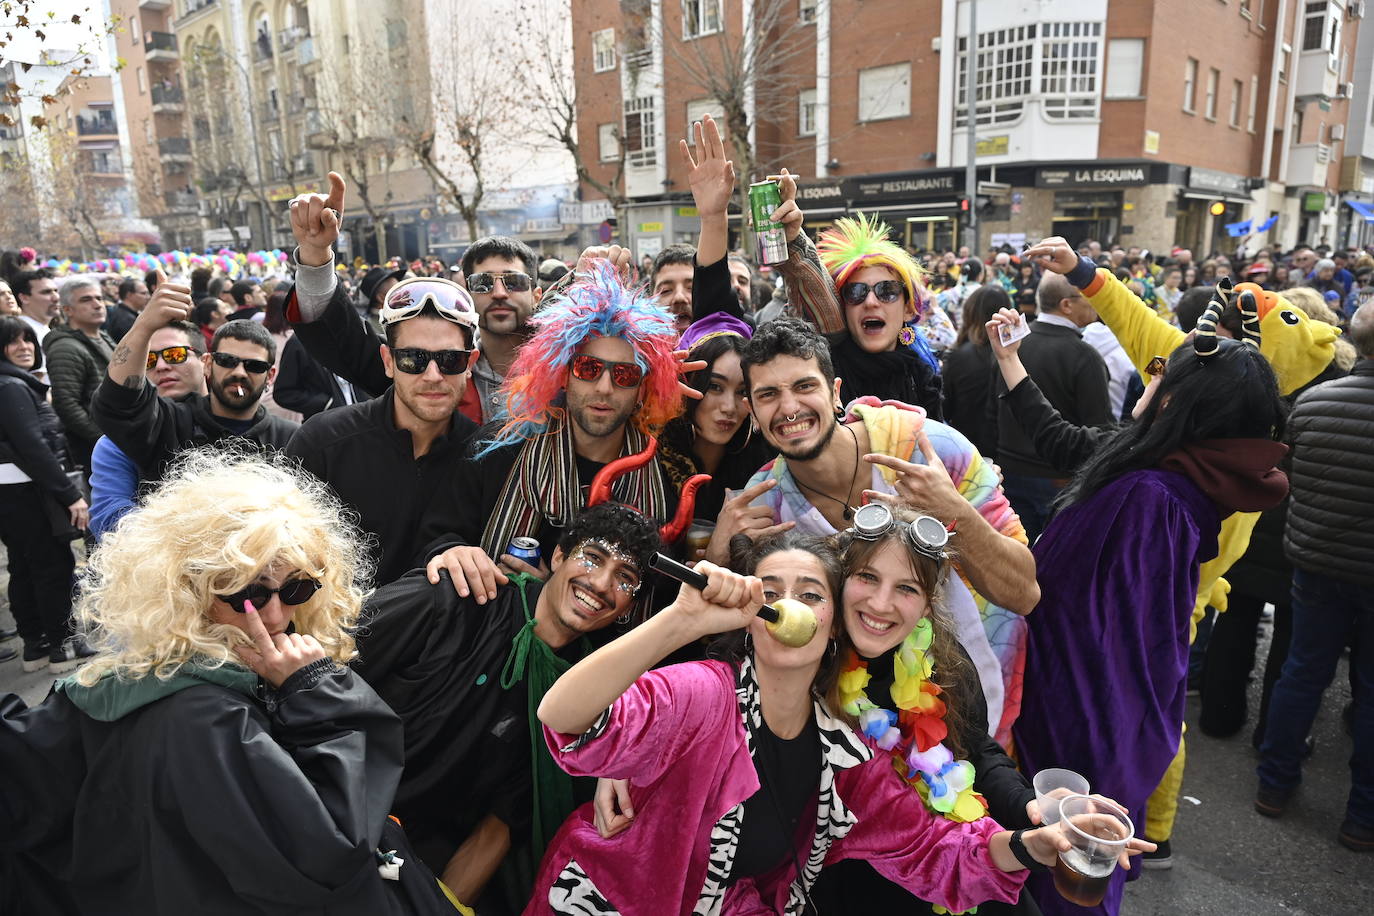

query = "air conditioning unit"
[[1341, 82, 1356, 98], [1331, 123, 1346, 141], [1350, 0, 1365, 19]]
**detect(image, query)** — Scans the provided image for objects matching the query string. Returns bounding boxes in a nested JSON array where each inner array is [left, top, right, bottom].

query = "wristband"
[[1009, 828, 1049, 872]]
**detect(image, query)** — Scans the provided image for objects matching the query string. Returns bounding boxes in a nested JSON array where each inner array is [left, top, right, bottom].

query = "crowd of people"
[[0, 114, 1369, 915]]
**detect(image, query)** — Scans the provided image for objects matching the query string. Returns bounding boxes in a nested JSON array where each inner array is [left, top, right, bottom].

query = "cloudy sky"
[[0, 0, 110, 66]]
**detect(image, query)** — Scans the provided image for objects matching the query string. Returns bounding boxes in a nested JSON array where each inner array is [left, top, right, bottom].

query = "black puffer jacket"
[[0, 360, 81, 504], [1283, 358, 1374, 585], [42, 324, 114, 464]]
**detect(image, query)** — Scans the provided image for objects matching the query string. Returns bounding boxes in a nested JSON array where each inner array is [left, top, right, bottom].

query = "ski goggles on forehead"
[[840, 279, 906, 306], [466, 270, 534, 293], [848, 502, 952, 559], [569, 353, 644, 388], [380, 278, 477, 329], [217, 577, 322, 614]]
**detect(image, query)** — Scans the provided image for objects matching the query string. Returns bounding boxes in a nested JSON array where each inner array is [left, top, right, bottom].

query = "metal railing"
[[76, 114, 117, 135], [144, 31, 178, 55], [151, 84, 184, 106], [159, 137, 192, 156]]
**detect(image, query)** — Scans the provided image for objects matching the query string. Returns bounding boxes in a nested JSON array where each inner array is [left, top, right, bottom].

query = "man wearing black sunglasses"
[[93, 274, 298, 485], [284, 172, 542, 425]]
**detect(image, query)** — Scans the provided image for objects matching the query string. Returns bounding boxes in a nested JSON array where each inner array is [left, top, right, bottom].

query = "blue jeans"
[[1258, 568, 1374, 828], [1000, 473, 1063, 544]]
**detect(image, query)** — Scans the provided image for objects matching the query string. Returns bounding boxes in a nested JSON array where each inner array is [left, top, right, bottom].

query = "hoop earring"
[[826, 639, 837, 660], [729, 420, 754, 455], [744, 630, 754, 658]]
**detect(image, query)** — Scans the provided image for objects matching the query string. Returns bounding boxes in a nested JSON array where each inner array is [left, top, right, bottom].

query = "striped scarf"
[[480, 419, 666, 559]]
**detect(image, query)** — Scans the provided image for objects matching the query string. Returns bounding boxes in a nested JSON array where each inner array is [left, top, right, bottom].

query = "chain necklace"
[[790, 421, 861, 521]]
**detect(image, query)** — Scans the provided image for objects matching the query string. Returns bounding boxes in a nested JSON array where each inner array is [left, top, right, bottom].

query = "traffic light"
[[960, 197, 970, 213], [1209, 201, 1226, 216]]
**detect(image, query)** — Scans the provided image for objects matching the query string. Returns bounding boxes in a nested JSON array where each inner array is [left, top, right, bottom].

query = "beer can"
[[749, 179, 788, 265], [506, 537, 542, 565]]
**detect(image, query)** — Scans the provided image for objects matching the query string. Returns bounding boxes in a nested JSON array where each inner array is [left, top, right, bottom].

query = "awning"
[[1345, 199, 1374, 223], [1178, 190, 1252, 205]]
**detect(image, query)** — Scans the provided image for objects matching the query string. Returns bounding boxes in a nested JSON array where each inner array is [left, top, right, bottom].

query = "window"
[[623, 96, 657, 167], [1247, 74, 1259, 131], [685, 97, 723, 142], [144, 120, 154, 144], [682, 0, 722, 39], [1104, 38, 1144, 99], [799, 89, 817, 136], [955, 25, 1036, 128], [598, 123, 619, 162], [131, 16, 141, 42], [1303, 1, 1328, 50], [1183, 57, 1197, 112], [799, 0, 818, 23], [592, 28, 616, 72], [858, 62, 911, 122], [1240, 0, 1252, 15], [1230, 78, 1242, 126], [1040, 22, 1103, 119], [1204, 67, 1219, 119], [137, 66, 146, 94]]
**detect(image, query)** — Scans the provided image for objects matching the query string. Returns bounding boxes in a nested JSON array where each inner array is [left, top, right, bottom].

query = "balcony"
[[1287, 142, 1333, 188], [163, 188, 196, 212], [252, 32, 275, 63], [304, 108, 333, 148], [291, 151, 314, 175], [176, 0, 217, 25], [76, 113, 117, 136], [144, 31, 178, 62], [259, 100, 282, 123], [1293, 50, 1338, 101], [150, 84, 184, 113], [297, 36, 317, 67], [158, 136, 192, 162], [139, 0, 170, 8], [278, 26, 308, 51]]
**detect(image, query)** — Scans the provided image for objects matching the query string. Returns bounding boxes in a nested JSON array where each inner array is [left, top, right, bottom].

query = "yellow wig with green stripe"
[[817, 212, 930, 318]]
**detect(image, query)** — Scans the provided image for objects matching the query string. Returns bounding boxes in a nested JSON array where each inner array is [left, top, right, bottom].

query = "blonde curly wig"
[[74, 447, 373, 686]]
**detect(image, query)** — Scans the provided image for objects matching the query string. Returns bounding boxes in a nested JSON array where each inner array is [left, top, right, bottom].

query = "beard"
[[772, 410, 839, 463], [568, 397, 637, 441], [210, 373, 267, 412]]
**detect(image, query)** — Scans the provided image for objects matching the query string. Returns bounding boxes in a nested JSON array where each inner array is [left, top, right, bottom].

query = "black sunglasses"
[[840, 280, 905, 306], [466, 271, 533, 293], [218, 578, 322, 614], [211, 352, 272, 374], [391, 347, 473, 375]]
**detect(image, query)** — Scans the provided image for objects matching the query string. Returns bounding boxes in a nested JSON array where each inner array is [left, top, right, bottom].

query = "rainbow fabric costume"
[[746, 398, 1029, 747]]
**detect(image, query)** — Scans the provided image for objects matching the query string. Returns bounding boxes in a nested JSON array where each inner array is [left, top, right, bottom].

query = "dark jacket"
[[992, 320, 1111, 477], [1283, 357, 1374, 585], [0, 665, 451, 915], [275, 333, 350, 419], [1000, 374, 1114, 475], [0, 361, 81, 504], [91, 376, 298, 485], [942, 340, 998, 457], [102, 303, 139, 343], [830, 333, 944, 420], [286, 389, 479, 585], [42, 324, 115, 466]]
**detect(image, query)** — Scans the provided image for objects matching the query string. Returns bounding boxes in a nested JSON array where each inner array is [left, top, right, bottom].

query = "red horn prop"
[[660, 473, 711, 544], [586, 436, 660, 507]]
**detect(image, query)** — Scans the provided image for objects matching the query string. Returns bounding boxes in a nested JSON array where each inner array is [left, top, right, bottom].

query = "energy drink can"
[[749, 179, 788, 265], [506, 537, 542, 565]]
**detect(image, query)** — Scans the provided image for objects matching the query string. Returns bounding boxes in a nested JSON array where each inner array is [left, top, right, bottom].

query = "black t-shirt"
[[728, 713, 821, 883]]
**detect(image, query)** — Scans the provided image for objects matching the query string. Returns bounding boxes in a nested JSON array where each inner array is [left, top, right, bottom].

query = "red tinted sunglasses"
[[570, 353, 644, 388]]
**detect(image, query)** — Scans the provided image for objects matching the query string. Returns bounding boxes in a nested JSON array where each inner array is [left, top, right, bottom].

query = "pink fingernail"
[[244, 599, 257, 614]]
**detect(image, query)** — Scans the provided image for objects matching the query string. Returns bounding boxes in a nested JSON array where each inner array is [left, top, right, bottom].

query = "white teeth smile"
[[573, 587, 605, 612], [779, 419, 813, 436], [859, 612, 895, 632]]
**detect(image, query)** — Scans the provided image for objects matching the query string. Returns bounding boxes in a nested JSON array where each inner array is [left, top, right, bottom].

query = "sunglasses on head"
[[466, 271, 534, 294], [217, 577, 322, 614], [380, 278, 477, 329], [146, 345, 193, 369], [840, 280, 906, 306], [570, 353, 644, 388], [211, 352, 272, 374], [391, 347, 474, 375]]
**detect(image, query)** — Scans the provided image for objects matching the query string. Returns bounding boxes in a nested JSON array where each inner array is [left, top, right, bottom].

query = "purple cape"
[[1012, 469, 1219, 916]]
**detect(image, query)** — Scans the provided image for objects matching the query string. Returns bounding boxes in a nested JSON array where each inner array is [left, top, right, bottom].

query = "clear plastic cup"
[[1032, 767, 1090, 826], [1052, 794, 1132, 908], [685, 520, 716, 556]]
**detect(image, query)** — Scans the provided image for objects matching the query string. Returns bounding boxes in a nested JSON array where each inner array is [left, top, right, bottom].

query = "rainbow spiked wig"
[[817, 212, 931, 319]]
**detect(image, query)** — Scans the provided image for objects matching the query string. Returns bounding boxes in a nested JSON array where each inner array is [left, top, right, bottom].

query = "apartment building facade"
[[573, 0, 1370, 258]]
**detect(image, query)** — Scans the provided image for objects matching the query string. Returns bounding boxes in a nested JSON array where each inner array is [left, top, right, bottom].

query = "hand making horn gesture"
[[288, 171, 346, 267]]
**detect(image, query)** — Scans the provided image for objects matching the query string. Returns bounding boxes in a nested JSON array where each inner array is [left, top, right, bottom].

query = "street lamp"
[[964, 0, 978, 253]]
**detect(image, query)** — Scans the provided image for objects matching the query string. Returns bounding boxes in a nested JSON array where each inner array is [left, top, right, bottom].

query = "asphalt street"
[[0, 556, 1368, 913]]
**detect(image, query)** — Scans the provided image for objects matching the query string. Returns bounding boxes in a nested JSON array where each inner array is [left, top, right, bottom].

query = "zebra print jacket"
[[525, 656, 1025, 916]]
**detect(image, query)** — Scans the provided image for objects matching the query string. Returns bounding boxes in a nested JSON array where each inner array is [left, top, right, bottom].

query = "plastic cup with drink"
[[1032, 767, 1090, 826], [1052, 794, 1134, 908]]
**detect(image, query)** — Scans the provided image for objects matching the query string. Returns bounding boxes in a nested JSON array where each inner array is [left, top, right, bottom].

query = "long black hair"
[[1056, 337, 1285, 509], [660, 332, 751, 457]]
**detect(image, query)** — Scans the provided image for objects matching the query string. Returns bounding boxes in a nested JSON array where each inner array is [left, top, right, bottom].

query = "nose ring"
[[785, 414, 798, 423]]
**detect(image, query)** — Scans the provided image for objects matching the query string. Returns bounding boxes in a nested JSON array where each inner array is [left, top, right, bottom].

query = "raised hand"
[[575, 244, 634, 284], [232, 599, 328, 689], [680, 114, 735, 218], [111, 269, 192, 388], [1022, 236, 1077, 275], [288, 171, 346, 266], [666, 560, 766, 640], [770, 167, 803, 242], [673, 349, 708, 401]]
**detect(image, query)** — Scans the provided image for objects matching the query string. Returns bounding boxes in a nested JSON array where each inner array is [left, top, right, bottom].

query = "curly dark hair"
[[740, 317, 835, 391], [557, 502, 661, 577]]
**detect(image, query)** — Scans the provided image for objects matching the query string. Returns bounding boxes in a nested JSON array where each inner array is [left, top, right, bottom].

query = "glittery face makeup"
[[571, 540, 643, 596]]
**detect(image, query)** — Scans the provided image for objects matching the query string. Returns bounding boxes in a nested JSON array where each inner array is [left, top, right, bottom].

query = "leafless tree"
[[0, 2, 120, 130], [0, 148, 48, 246]]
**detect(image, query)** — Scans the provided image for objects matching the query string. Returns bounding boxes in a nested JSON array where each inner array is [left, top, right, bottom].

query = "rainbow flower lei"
[[838, 618, 988, 824]]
